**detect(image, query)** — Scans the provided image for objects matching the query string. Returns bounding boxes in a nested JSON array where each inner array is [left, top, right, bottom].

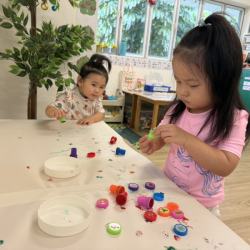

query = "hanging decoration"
[[52, 5, 58, 11], [148, 0, 155, 5], [41, 0, 49, 10]]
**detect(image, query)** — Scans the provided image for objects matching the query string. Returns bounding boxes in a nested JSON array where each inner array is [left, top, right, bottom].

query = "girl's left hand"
[[77, 116, 95, 126], [153, 124, 191, 146]]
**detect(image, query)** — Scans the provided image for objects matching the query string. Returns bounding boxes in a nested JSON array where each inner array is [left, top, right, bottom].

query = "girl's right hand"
[[139, 135, 156, 155], [51, 109, 65, 120]]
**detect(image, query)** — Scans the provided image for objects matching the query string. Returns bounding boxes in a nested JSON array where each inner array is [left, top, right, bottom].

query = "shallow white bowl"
[[44, 156, 82, 178], [38, 195, 92, 237]]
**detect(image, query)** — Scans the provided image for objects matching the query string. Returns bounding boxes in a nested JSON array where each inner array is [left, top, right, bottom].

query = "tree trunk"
[[28, 0, 37, 119]]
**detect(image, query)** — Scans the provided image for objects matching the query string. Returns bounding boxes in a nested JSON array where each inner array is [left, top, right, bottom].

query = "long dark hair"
[[79, 54, 112, 84], [167, 13, 250, 144]]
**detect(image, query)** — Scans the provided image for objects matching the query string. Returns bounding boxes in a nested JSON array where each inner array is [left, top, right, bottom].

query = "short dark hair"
[[79, 54, 112, 84], [167, 13, 250, 144]]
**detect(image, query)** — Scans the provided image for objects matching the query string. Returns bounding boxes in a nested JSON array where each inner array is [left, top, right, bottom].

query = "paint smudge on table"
[[26, 166, 30, 169], [174, 235, 181, 241], [108, 159, 113, 161], [135, 230, 143, 237], [50, 148, 71, 154], [120, 206, 126, 210], [48, 178, 53, 182], [17, 137, 22, 139], [159, 231, 169, 239], [96, 176, 103, 179], [130, 171, 135, 174], [0, 240, 3, 245], [97, 170, 103, 172]]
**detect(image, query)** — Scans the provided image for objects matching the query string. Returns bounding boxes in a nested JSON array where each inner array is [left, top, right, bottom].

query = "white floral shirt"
[[49, 86, 105, 120]]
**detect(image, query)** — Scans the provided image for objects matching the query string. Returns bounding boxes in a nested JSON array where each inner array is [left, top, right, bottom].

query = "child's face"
[[77, 73, 106, 100], [172, 55, 213, 114]]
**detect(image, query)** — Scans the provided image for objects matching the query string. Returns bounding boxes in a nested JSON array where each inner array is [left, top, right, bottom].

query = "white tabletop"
[[0, 120, 249, 250]]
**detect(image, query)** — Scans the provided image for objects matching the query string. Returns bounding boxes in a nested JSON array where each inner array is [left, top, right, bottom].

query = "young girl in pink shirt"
[[139, 14, 250, 216]]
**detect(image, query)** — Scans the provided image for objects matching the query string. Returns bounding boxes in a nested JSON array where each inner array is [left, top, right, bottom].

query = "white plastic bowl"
[[38, 195, 92, 237], [44, 156, 82, 178]]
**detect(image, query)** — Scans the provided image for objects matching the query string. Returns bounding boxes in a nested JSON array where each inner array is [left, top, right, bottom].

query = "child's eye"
[[190, 85, 198, 88], [92, 84, 96, 87]]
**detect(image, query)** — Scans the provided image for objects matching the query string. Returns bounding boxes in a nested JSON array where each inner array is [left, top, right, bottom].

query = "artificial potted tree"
[[0, 0, 95, 119]]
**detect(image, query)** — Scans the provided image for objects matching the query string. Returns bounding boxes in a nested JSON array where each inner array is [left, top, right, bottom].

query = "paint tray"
[[44, 156, 82, 178], [38, 195, 92, 237]]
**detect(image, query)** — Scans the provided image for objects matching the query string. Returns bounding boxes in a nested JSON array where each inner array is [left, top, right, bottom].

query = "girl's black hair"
[[167, 13, 250, 145], [79, 54, 112, 84]]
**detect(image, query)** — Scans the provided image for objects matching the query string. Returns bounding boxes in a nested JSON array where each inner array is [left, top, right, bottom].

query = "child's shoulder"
[[234, 109, 249, 125]]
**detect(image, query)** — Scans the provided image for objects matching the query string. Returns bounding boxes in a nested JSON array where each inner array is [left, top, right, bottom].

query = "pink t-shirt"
[[159, 107, 249, 207]]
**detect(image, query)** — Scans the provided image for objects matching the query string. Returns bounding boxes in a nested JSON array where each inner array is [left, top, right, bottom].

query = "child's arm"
[[77, 112, 104, 126], [45, 106, 66, 120], [153, 125, 239, 177], [139, 135, 166, 155]]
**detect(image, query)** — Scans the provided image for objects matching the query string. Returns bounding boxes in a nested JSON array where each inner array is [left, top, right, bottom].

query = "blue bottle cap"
[[116, 147, 126, 155], [153, 192, 164, 201], [128, 183, 139, 191], [145, 182, 155, 190], [174, 224, 188, 236]]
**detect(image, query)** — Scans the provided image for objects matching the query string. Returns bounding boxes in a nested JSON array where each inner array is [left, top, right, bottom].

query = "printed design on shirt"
[[75, 110, 81, 115], [71, 115, 76, 120], [56, 103, 63, 109], [71, 104, 75, 110], [195, 162, 223, 197], [83, 105, 88, 110], [172, 146, 192, 191]]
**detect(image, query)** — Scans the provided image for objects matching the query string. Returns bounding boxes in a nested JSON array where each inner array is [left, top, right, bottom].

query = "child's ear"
[[77, 76, 83, 86]]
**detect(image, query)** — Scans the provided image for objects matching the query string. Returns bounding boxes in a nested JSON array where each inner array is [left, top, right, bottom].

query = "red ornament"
[[152, 1, 155, 5], [149, 0, 152, 2]]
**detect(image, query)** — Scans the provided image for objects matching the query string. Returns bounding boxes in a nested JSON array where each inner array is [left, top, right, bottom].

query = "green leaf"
[[73, 2, 79, 8], [44, 83, 49, 90], [13, 47, 20, 56], [16, 5, 21, 12], [36, 82, 42, 88], [48, 55, 54, 61], [65, 79, 71, 86], [23, 15, 28, 26], [9, 65, 19, 70], [40, 79, 46, 85], [17, 41, 22, 44], [47, 79, 53, 87], [34, 54, 39, 62], [14, 23, 24, 30], [63, 37, 72, 43], [16, 62, 26, 69], [38, 58, 45, 64], [16, 71, 27, 77], [22, 51, 29, 61], [14, 16, 21, 23], [68, 70, 72, 78], [49, 0, 57, 5], [50, 67, 59, 72], [0, 18, 3, 22], [58, 24, 68, 33], [2, 6, 10, 18], [5, 49, 12, 54], [9, 69, 19, 74], [61, 41, 66, 49], [58, 85, 64, 92], [20, 12, 24, 21], [0, 22, 13, 29]]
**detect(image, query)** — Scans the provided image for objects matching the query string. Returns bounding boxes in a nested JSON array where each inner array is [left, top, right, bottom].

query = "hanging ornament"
[[149, 0, 155, 5], [41, 2, 49, 10], [79, 48, 84, 53], [152, 0, 155, 4], [52, 5, 58, 11]]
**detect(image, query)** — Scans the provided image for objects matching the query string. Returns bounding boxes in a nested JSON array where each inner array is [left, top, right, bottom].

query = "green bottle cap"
[[107, 222, 122, 235], [60, 117, 66, 123]]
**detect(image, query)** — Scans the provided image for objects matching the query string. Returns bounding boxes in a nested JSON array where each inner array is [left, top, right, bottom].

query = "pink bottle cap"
[[96, 199, 109, 209]]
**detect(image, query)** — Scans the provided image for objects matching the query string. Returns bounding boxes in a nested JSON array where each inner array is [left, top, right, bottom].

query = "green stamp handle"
[[60, 117, 66, 123], [147, 128, 160, 140]]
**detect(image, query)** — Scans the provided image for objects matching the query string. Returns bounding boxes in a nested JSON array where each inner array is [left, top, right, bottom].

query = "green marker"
[[60, 117, 66, 123], [147, 128, 160, 140]]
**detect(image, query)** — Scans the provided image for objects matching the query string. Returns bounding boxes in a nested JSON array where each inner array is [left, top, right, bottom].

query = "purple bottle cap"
[[128, 183, 139, 191], [145, 182, 155, 190], [70, 148, 77, 158]]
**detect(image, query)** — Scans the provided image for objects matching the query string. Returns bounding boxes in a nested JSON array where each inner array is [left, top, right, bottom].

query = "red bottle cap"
[[87, 152, 95, 158], [116, 192, 128, 205], [144, 211, 157, 222]]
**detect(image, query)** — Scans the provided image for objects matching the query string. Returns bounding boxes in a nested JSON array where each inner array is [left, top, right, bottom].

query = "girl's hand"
[[51, 109, 65, 120], [77, 116, 95, 126], [139, 135, 156, 155], [153, 124, 190, 146]]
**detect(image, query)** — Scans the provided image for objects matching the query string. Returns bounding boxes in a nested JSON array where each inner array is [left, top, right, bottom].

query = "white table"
[[0, 120, 249, 250]]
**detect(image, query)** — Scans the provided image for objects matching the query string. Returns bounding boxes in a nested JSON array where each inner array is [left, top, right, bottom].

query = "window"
[[225, 6, 243, 34], [122, 0, 148, 55], [97, 0, 245, 60], [203, 2, 223, 19], [97, 0, 118, 47]]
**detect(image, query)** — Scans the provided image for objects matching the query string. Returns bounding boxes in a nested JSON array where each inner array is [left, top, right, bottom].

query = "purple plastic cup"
[[137, 196, 154, 209]]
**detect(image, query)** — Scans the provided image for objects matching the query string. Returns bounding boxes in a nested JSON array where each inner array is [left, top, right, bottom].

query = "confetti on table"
[[130, 171, 135, 174], [26, 166, 30, 169], [48, 178, 53, 182]]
